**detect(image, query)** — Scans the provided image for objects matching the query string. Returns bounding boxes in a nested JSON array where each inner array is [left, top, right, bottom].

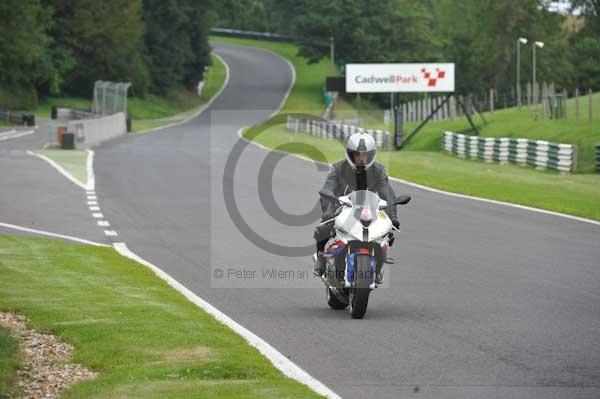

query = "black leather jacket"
[[320, 159, 397, 220]]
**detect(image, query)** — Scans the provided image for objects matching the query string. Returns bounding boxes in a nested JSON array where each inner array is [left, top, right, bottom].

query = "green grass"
[[0, 235, 322, 399], [0, 327, 20, 399], [247, 125, 600, 220], [334, 92, 600, 173], [32, 53, 228, 133], [130, 53, 228, 132], [216, 36, 600, 220], [36, 149, 88, 186]]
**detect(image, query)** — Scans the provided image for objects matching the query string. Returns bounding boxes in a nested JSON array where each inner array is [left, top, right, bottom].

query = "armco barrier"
[[441, 131, 578, 172], [286, 116, 392, 149], [66, 112, 127, 149]]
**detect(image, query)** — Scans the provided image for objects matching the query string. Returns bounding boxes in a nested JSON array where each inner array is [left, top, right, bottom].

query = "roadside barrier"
[[441, 131, 577, 172], [286, 116, 392, 149]]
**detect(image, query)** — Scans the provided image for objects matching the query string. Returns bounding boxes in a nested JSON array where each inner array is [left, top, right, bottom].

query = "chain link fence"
[[92, 81, 131, 116]]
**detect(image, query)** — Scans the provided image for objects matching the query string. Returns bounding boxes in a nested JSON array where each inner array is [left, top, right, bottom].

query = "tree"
[[0, 0, 50, 108], [143, 0, 214, 95], [45, 0, 149, 97]]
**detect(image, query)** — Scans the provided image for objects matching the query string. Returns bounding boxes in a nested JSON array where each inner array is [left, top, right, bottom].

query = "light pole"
[[330, 36, 335, 67], [517, 38, 527, 109], [533, 41, 544, 118]]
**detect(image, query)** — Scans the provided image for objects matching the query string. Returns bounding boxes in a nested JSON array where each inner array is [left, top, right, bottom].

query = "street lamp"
[[517, 38, 528, 109], [532, 41, 544, 118]]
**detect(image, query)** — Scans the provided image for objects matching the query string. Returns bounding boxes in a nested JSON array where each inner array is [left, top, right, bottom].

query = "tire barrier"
[[286, 116, 392, 150], [441, 131, 578, 173], [0, 109, 35, 126]]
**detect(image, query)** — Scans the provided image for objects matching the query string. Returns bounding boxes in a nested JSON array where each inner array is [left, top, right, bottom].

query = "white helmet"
[[345, 133, 376, 171]]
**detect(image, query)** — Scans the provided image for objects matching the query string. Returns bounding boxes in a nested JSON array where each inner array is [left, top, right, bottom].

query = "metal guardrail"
[[286, 116, 392, 149], [210, 28, 293, 42], [0, 109, 35, 126], [441, 131, 578, 173]]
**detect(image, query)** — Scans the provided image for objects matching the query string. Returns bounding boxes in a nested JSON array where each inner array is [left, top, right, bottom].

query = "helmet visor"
[[346, 149, 376, 169]]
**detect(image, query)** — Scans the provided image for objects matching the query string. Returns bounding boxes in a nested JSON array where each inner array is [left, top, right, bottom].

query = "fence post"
[[490, 89, 494, 113], [589, 89, 593, 122], [563, 89, 568, 119], [542, 83, 548, 120], [575, 88, 580, 120], [527, 82, 532, 108]]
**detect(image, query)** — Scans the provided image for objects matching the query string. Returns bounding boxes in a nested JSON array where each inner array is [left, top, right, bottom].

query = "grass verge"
[[0, 235, 322, 399], [32, 53, 227, 133], [334, 92, 600, 173], [0, 327, 20, 399], [214, 36, 600, 221], [36, 149, 88, 187]]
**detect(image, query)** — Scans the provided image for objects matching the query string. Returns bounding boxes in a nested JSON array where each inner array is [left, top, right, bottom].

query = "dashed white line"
[[104, 230, 118, 237], [92, 213, 104, 219], [97, 221, 110, 227], [87, 201, 98, 206], [87, 195, 97, 200], [89, 206, 100, 211]]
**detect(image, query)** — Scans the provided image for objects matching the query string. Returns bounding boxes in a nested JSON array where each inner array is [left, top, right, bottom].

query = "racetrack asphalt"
[[2, 43, 599, 399]]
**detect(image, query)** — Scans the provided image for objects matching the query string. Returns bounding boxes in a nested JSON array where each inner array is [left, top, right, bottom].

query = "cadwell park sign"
[[346, 63, 455, 93]]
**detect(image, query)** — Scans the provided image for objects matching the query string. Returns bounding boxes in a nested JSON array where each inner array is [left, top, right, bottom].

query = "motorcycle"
[[316, 189, 411, 319]]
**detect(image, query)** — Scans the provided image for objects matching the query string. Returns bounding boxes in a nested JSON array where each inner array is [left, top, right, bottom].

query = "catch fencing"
[[441, 131, 577, 172], [286, 116, 391, 149]]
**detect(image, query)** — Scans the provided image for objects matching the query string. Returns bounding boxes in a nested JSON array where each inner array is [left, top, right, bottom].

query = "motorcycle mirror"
[[339, 196, 352, 207], [394, 195, 411, 205], [378, 199, 388, 209]]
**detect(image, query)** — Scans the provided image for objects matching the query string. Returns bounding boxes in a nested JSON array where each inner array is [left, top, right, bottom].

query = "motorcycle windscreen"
[[349, 190, 379, 222]]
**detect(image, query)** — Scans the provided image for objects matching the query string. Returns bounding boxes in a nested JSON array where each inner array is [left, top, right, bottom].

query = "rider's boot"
[[375, 268, 384, 285], [313, 252, 326, 277]]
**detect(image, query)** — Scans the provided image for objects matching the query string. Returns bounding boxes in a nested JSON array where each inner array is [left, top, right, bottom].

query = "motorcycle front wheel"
[[349, 254, 372, 319]]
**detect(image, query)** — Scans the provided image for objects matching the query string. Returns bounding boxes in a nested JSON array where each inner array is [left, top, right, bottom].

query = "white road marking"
[[97, 221, 110, 227], [0, 222, 109, 247], [104, 230, 118, 237], [113, 242, 340, 399], [87, 195, 97, 200], [89, 206, 100, 211], [0, 129, 17, 138], [0, 130, 34, 141], [27, 151, 87, 190], [92, 213, 104, 219], [86, 149, 95, 191], [87, 201, 98, 205]]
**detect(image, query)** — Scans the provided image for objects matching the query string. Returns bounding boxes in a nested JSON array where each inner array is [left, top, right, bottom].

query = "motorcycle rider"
[[314, 133, 400, 281]]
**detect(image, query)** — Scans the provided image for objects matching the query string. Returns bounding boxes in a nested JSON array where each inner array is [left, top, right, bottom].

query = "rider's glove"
[[392, 219, 400, 229]]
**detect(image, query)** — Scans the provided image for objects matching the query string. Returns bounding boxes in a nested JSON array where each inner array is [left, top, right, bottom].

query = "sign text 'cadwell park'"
[[346, 63, 455, 93]]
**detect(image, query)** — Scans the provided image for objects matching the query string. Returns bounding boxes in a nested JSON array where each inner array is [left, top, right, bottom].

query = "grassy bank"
[[334, 92, 600, 173], [0, 235, 321, 399], [0, 327, 19, 399], [32, 53, 227, 133], [212, 36, 600, 221]]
